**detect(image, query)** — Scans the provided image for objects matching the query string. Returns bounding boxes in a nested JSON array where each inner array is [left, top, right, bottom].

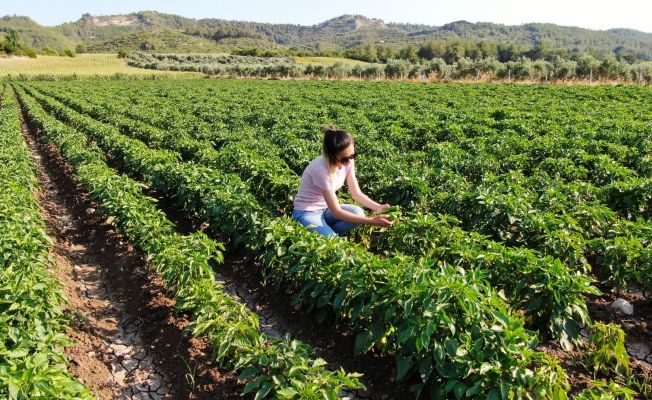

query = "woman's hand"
[[376, 204, 391, 212], [369, 215, 394, 227]]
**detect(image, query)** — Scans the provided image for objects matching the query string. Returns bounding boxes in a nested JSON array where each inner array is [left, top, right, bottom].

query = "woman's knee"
[[293, 210, 337, 238], [341, 204, 365, 216]]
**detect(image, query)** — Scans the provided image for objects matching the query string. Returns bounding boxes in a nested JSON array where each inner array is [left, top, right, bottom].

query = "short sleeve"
[[311, 164, 333, 191]]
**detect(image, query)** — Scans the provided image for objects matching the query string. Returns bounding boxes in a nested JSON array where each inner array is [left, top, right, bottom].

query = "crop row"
[[16, 85, 363, 400], [23, 84, 600, 345], [0, 87, 91, 398], [50, 80, 650, 183], [19, 85, 572, 398], [30, 81, 649, 296], [30, 82, 652, 277], [30, 81, 652, 238]]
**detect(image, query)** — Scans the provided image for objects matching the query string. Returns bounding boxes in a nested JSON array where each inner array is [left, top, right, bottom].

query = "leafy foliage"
[[586, 323, 629, 378], [17, 77, 652, 398], [17, 85, 362, 399], [18, 82, 579, 398], [0, 87, 91, 398]]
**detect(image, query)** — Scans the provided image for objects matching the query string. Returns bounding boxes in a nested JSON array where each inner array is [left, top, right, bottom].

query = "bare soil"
[[587, 290, 652, 394], [144, 189, 419, 400], [217, 254, 419, 400], [536, 289, 652, 397], [19, 94, 242, 399]]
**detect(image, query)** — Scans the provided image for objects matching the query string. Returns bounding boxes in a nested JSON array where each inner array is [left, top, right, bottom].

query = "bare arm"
[[322, 190, 394, 227], [322, 188, 393, 227], [346, 168, 389, 212]]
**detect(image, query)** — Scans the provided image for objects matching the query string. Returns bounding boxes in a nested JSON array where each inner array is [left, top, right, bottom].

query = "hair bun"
[[323, 124, 338, 135]]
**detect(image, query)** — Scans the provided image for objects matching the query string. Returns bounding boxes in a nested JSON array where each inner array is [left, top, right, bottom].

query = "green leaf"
[[465, 381, 483, 397], [243, 376, 265, 395], [354, 331, 371, 354], [6, 349, 28, 358], [238, 366, 260, 382], [444, 339, 458, 356], [479, 362, 493, 375], [254, 381, 274, 400], [453, 382, 467, 399], [8, 381, 20, 399], [418, 358, 432, 383], [398, 324, 415, 344], [332, 290, 346, 313], [276, 387, 299, 399], [396, 355, 413, 380]]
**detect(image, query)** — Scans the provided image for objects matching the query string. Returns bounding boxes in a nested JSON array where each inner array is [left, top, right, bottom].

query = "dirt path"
[[18, 87, 413, 400], [18, 94, 242, 399], [150, 195, 416, 400]]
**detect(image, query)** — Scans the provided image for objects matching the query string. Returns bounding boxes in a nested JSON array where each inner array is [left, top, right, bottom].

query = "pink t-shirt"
[[293, 156, 354, 211]]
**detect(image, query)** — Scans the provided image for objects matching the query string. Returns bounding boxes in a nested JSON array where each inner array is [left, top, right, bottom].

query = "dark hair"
[[322, 124, 353, 167]]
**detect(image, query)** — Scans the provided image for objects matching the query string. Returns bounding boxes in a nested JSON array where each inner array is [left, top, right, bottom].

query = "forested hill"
[[1, 12, 652, 59]]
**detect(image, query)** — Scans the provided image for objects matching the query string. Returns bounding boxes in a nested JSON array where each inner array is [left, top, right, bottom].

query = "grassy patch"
[[0, 53, 200, 77]]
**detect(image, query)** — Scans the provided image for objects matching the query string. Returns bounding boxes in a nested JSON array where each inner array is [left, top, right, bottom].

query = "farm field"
[[0, 53, 369, 79], [2, 78, 652, 399], [0, 54, 199, 77]]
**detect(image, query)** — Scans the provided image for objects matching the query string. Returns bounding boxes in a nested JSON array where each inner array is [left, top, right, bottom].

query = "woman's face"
[[334, 144, 356, 168]]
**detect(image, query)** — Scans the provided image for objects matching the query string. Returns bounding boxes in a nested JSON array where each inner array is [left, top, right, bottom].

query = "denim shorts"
[[292, 204, 364, 238]]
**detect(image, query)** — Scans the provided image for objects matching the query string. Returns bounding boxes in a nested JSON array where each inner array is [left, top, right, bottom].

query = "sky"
[[3, 0, 652, 33]]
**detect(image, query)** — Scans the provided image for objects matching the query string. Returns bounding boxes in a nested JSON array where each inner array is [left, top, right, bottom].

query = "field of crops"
[[0, 54, 199, 78], [2, 78, 651, 399]]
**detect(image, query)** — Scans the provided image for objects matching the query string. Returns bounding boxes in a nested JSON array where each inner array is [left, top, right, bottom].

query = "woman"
[[292, 125, 394, 238]]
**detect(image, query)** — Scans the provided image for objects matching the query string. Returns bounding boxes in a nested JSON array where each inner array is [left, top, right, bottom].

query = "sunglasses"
[[337, 152, 358, 164]]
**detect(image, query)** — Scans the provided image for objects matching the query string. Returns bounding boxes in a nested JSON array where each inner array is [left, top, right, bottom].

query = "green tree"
[[497, 43, 519, 62], [614, 46, 636, 64], [3, 29, 20, 54], [75, 43, 88, 54], [475, 57, 502, 78], [574, 53, 600, 79], [444, 42, 466, 64], [477, 41, 498, 59], [552, 58, 577, 80], [532, 59, 552, 80], [384, 59, 411, 78], [422, 58, 449, 78], [526, 41, 552, 60], [417, 41, 435, 60], [398, 44, 418, 62], [354, 42, 378, 62], [376, 45, 397, 62]]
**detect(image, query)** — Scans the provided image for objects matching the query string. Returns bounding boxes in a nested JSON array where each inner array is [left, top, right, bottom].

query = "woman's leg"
[[324, 204, 365, 236], [292, 209, 337, 238]]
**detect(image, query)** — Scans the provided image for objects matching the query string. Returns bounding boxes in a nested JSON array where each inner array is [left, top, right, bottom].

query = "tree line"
[[126, 51, 652, 84], [346, 39, 642, 64]]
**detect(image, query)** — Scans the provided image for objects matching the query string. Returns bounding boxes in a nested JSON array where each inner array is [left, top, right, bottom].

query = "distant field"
[[0, 54, 199, 77], [293, 56, 370, 66]]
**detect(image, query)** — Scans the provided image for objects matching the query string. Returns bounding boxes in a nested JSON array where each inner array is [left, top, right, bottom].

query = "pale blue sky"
[[3, 0, 651, 33]]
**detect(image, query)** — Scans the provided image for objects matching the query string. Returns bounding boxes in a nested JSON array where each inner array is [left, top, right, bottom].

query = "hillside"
[[0, 15, 77, 50], [1, 11, 651, 59]]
